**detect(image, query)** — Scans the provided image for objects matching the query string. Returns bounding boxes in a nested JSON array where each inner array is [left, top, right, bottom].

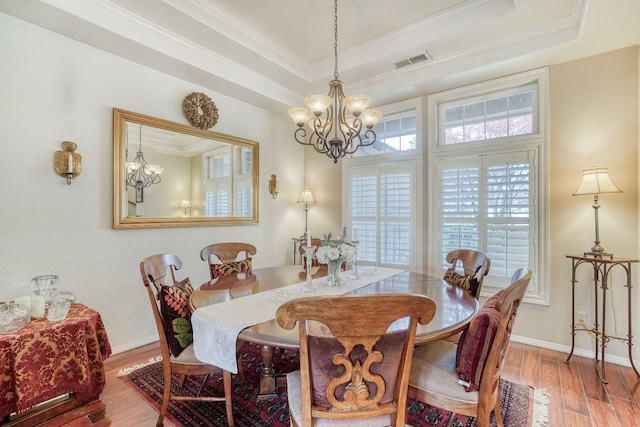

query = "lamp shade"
[[572, 168, 622, 196], [297, 188, 316, 204], [180, 200, 191, 209]]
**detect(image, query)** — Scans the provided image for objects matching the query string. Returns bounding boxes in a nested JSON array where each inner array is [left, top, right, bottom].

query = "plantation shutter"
[[350, 163, 414, 268], [438, 151, 532, 286]]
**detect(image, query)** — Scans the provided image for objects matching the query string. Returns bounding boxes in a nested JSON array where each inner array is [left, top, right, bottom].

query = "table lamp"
[[572, 167, 622, 257], [180, 200, 191, 216], [297, 188, 316, 236]]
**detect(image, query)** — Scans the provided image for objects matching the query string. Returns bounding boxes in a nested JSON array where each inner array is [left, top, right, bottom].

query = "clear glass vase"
[[326, 260, 343, 286]]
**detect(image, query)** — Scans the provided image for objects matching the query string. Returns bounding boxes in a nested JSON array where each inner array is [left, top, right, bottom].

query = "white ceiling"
[[2, 0, 639, 116]]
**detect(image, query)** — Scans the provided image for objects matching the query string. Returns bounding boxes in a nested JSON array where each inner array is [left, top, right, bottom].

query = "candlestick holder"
[[348, 240, 361, 280], [301, 245, 316, 293]]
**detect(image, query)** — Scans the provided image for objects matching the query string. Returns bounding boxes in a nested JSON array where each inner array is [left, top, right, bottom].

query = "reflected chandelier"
[[288, 0, 383, 163], [126, 125, 163, 190]]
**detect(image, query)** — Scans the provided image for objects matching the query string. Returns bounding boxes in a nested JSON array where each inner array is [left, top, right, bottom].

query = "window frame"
[[427, 68, 549, 305], [342, 97, 424, 272]]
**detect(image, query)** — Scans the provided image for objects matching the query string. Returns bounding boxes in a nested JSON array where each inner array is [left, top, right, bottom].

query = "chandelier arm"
[[293, 127, 309, 145]]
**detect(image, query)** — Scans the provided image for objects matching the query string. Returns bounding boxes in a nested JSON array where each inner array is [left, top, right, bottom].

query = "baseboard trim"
[[110, 335, 158, 355], [510, 334, 637, 368]]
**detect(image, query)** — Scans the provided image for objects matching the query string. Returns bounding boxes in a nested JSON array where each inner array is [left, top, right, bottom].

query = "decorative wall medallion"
[[182, 92, 219, 129]]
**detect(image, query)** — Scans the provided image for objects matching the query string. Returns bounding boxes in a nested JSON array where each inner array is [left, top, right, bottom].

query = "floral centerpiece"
[[315, 232, 355, 286]]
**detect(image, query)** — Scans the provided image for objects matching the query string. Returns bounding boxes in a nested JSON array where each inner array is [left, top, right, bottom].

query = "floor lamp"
[[572, 167, 622, 257], [297, 188, 316, 236]]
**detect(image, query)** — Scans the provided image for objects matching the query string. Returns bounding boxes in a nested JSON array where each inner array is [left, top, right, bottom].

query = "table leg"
[[565, 261, 577, 364], [625, 263, 640, 378], [597, 265, 608, 383], [256, 345, 278, 401]]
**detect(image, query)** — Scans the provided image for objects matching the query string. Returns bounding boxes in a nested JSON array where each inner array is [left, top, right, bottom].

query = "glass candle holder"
[[31, 275, 59, 308], [348, 240, 361, 280], [301, 246, 316, 293]]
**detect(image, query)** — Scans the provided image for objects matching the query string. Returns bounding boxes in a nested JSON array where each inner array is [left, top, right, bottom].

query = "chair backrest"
[[444, 249, 491, 297], [200, 242, 257, 279], [477, 268, 531, 417], [276, 294, 436, 426], [139, 253, 183, 361]]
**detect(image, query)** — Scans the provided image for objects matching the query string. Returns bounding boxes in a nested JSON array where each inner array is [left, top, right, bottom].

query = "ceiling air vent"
[[393, 52, 432, 69]]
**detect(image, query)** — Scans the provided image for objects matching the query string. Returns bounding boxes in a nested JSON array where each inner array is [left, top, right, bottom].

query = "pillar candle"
[[14, 295, 31, 310], [67, 153, 73, 173], [31, 296, 45, 318], [306, 229, 311, 247]]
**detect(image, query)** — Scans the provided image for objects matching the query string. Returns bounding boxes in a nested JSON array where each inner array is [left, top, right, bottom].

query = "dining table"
[[192, 265, 478, 400]]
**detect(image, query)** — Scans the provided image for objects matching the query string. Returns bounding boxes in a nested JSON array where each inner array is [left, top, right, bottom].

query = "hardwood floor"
[[11, 341, 640, 426]]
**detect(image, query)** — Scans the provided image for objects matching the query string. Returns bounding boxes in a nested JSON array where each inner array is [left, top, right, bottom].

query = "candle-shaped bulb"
[[67, 153, 73, 174]]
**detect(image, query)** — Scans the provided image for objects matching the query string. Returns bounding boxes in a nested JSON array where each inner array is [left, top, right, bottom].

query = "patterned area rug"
[[119, 343, 547, 427]]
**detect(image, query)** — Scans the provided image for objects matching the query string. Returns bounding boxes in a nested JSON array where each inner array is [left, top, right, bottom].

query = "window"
[[203, 146, 253, 217], [344, 98, 422, 271], [351, 109, 417, 157], [439, 152, 532, 283], [429, 69, 548, 304], [442, 86, 536, 144]]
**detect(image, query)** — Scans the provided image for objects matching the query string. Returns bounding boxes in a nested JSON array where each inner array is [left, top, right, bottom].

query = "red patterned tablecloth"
[[0, 303, 112, 418]]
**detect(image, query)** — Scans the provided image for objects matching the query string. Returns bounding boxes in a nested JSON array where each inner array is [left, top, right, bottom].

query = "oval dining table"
[[198, 264, 479, 400]]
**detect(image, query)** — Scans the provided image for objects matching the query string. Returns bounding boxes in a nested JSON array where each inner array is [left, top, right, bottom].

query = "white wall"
[[0, 14, 304, 353]]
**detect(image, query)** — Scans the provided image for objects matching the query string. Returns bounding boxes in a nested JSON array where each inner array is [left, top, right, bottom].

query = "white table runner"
[[192, 267, 404, 373]]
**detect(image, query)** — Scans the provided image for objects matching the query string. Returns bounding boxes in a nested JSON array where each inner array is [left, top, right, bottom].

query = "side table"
[[565, 255, 639, 383], [0, 303, 112, 424]]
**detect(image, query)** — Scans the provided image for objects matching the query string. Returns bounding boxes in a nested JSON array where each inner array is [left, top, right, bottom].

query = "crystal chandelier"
[[288, 0, 383, 163], [126, 125, 163, 190]]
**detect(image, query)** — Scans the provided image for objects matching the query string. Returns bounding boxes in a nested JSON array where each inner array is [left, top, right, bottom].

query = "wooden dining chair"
[[443, 249, 491, 298], [140, 253, 234, 427], [276, 294, 436, 427], [407, 268, 532, 427], [200, 242, 257, 280]]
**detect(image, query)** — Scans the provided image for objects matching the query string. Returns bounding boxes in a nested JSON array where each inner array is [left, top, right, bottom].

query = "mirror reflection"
[[113, 108, 259, 229]]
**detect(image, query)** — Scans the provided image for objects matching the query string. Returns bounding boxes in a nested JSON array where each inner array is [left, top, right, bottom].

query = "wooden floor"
[[13, 341, 640, 426]]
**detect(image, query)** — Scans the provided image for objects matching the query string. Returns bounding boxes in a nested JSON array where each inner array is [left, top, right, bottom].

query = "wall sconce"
[[180, 200, 191, 216], [54, 141, 82, 185], [269, 174, 279, 199]]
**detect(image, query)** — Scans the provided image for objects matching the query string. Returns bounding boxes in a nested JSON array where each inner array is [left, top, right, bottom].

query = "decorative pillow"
[[159, 277, 194, 357], [443, 269, 480, 297], [307, 330, 408, 408], [455, 291, 503, 392], [210, 258, 252, 278]]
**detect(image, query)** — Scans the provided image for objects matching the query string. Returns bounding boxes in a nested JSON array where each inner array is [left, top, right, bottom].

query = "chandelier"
[[126, 125, 163, 190], [288, 0, 383, 163]]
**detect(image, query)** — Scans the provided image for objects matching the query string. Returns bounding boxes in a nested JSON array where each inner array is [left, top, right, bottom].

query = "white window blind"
[[438, 151, 533, 287], [348, 163, 415, 269]]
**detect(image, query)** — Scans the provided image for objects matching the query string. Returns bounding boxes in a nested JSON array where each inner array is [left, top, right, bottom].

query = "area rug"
[[119, 343, 548, 427]]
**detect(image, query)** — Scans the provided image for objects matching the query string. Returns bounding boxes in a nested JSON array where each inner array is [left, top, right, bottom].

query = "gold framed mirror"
[[113, 108, 259, 229]]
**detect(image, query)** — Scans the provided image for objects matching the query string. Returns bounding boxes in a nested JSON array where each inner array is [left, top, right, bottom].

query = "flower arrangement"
[[315, 232, 355, 266], [315, 232, 354, 286]]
